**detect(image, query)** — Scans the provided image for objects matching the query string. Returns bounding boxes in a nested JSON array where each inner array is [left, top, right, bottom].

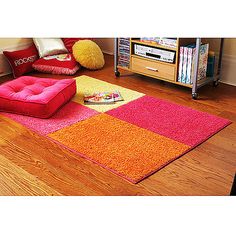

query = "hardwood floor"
[[0, 54, 235, 195]]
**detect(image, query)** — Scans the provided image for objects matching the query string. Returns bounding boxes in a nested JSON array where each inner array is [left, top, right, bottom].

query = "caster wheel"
[[192, 93, 198, 100], [213, 80, 219, 87], [115, 71, 120, 77]]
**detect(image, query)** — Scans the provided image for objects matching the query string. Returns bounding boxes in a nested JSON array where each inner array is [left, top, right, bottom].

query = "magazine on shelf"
[[181, 46, 188, 83], [155, 38, 177, 48], [140, 37, 177, 48], [178, 46, 184, 82], [190, 44, 209, 83], [178, 43, 209, 84], [186, 45, 195, 84], [84, 91, 123, 105]]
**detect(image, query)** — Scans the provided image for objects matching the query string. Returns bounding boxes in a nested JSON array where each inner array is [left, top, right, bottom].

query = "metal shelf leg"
[[114, 38, 120, 77], [192, 38, 201, 99], [213, 38, 224, 86]]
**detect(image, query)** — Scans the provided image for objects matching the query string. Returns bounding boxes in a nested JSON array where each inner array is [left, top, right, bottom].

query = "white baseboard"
[[0, 42, 33, 77], [103, 50, 114, 55]]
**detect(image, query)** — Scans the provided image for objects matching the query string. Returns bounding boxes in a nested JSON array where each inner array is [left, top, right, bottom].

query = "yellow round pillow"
[[72, 40, 105, 70]]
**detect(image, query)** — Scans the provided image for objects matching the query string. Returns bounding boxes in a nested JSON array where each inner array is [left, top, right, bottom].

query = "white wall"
[[221, 53, 236, 86], [94, 38, 114, 55]]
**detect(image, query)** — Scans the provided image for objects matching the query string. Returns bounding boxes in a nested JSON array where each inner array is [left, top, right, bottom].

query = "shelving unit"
[[114, 38, 224, 99]]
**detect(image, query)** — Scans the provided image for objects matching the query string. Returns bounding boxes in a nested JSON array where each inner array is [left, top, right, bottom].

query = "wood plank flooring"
[[0, 54, 235, 195]]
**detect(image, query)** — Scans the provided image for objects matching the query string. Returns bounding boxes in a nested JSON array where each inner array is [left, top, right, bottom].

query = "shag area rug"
[[1, 76, 231, 183]]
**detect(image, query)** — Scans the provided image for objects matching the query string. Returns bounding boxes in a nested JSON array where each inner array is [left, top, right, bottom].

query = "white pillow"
[[33, 38, 68, 58]]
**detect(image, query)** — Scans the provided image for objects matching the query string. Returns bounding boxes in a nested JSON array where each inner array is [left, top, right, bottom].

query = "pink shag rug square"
[[107, 95, 231, 147], [2, 101, 98, 135]]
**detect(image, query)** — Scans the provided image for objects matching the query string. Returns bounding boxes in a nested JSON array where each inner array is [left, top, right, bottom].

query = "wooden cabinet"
[[114, 38, 224, 99]]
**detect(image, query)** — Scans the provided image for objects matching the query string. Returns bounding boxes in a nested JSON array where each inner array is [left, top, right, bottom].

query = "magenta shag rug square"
[[107, 95, 231, 147]]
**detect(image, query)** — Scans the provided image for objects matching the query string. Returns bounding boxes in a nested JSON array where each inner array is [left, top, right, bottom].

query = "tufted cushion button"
[[32, 91, 42, 95], [13, 88, 22, 93]]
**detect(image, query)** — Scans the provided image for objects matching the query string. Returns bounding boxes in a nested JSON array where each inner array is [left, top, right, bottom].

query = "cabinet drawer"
[[131, 56, 175, 81]]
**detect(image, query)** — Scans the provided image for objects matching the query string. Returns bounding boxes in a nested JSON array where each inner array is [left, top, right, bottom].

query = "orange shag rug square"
[[48, 113, 190, 183]]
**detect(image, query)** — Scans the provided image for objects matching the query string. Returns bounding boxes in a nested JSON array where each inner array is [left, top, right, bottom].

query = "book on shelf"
[[181, 46, 188, 83], [178, 46, 184, 82], [140, 37, 157, 45], [186, 45, 195, 84], [84, 91, 123, 105], [206, 51, 216, 77], [178, 43, 209, 84], [119, 38, 130, 46]]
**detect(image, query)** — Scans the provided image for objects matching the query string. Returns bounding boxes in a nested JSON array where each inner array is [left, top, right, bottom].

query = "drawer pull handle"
[[145, 66, 159, 72]]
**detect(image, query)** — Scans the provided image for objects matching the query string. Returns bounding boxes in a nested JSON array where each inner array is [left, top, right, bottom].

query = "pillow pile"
[[3, 38, 104, 77]]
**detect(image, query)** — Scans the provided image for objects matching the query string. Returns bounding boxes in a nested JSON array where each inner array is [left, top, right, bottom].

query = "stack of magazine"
[[118, 38, 130, 68], [140, 37, 177, 48], [178, 43, 209, 84], [84, 91, 123, 105]]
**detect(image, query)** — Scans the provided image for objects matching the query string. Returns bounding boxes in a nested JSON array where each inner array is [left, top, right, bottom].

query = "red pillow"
[[32, 53, 80, 75], [62, 38, 91, 53], [3, 45, 39, 78]]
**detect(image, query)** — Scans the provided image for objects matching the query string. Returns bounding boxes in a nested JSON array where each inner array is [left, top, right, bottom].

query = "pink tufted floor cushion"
[[0, 76, 76, 118]]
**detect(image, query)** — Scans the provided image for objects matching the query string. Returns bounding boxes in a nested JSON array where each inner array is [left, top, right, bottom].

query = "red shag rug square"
[[0, 76, 232, 183]]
